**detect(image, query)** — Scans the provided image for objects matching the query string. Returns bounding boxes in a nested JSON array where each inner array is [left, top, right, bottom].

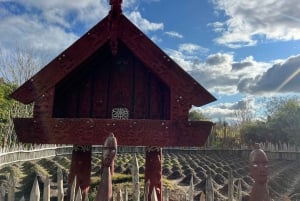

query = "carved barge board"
[[13, 118, 213, 146]]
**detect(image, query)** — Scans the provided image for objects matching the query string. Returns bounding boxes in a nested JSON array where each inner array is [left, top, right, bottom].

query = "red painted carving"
[[145, 147, 162, 201], [68, 145, 91, 201], [33, 88, 54, 118], [13, 118, 213, 146], [96, 133, 117, 201]]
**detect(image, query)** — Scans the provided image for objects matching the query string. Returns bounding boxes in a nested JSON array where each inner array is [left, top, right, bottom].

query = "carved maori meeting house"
[[10, 0, 216, 200]]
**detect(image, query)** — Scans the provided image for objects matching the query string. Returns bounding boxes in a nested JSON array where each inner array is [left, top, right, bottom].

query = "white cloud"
[[212, 0, 300, 47], [127, 11, 164, 32], [179, 43, 209, 55], [165, 31, 183, 39], [238, 54, 300, 94]]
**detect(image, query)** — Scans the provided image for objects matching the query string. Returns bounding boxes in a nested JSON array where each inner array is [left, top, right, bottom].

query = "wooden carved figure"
[[96, 133, 117, 201], [249, 143, 272, 201]]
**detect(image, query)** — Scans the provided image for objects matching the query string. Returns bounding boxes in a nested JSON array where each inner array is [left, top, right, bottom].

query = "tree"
[[0, 47, 41, 147], [267, 99, 300, 145], [239, 97, 300, 146], [240, 121, 271, 145], [0, 79, 15, 122], [188, 110, 209, 121]]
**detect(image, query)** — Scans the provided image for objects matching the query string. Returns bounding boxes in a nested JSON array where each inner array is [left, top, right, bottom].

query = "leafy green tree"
[[266, 99, 300, 145], [240, 121, 271, 145], [188, 110, 209, 121], [0, 79, 16, 125], [240, 97, 300, 146]]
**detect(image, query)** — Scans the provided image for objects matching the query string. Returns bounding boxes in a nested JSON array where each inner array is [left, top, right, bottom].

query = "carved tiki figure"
[[249, 143, 272, 201], [96, 133, 117, 201]]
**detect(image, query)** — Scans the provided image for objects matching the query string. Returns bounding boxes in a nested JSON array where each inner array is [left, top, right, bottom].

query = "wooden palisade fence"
[[0, 144, 300, 200], [0, 165, 242, 201]]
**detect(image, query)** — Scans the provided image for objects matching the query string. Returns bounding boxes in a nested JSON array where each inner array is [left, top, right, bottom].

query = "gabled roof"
[[10, 6, 216, 107]]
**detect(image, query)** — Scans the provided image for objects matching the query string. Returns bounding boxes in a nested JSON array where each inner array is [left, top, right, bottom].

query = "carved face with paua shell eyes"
[[102, 133, 117, 167], [249, 144, 269, 184]]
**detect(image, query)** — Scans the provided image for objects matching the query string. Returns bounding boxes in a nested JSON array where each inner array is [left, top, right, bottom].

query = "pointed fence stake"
[[75, 187, 82, 201], [7, 171, 15, 201], [43, 175, 50, 201], [228, 170, 234, 201], [125, 186, 129, 201], [206, 170, 214, 201], [237, 179, 242, 201], [144, 180, 150, 201], [200, 192, 205, 201], [70, 176, 77, 201], [151, 187, 158, 201], [132, 154, 140, 201], [163, 186, 169, 201], [0, 183, 6, 201], [57, 167, 64, 201], [188, 175, 194, 201], [29, 177, 40, 201], [117, 189, 123, 201]]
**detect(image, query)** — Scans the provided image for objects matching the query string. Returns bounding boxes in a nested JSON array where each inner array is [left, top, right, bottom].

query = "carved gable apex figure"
[[10, 1, 216, 146]]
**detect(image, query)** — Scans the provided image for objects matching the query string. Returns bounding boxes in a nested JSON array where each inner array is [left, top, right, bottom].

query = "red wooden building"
[[10, 1, 216, 200]]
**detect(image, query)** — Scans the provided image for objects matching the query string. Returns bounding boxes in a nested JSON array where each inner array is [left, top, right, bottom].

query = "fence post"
[[75, 187, 82, 201], [29, 177, 40, 201], [200, 192, 205, 201], [0, 184, 5, 201], [57, 167, 64, 201], [125, 186, 128, 201], [144, 180, 150, 201], [132, 154, 140, 201], [228, 170, 234, 201], [70, 176, 77, 201], [7, 171, 15, 201], [205, 171, 214, 201], [188, 176, 194, 201], [163, 186, 169, 201], [151, 187, 158, 201], [43, 175, 50, 201], [117, 189, 123, 201], [237, 179, 242, 201]]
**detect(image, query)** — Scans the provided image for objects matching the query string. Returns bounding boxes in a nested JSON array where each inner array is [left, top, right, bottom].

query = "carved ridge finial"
[[108, 0, 122, 56]]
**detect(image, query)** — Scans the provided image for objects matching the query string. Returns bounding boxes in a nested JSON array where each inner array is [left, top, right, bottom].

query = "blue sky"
[[1, 0, 300, 123]]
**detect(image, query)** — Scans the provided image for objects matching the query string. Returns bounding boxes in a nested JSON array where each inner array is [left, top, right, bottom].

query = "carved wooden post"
[[68, 145, 91, 201], [96, 133, 117, 201], [249, 143, 271, 201], [145, 147, 162, 201]]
